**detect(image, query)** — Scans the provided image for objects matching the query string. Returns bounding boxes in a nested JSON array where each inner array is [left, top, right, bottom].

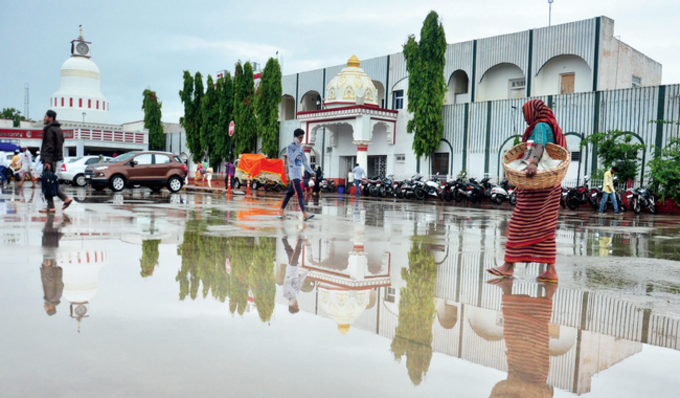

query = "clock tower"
[[70, 25, 91, 58]]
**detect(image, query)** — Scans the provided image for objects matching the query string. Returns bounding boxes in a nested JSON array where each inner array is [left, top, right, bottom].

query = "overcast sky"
[[1, 0, 678, 125]]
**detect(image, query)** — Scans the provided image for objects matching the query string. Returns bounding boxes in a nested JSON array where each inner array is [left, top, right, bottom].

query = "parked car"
[[58, 155, 112, 187], [85, 151, 187, 192]]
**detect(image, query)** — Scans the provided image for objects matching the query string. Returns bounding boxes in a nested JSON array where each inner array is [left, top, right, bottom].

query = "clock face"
[[76, 42, 89, 55]]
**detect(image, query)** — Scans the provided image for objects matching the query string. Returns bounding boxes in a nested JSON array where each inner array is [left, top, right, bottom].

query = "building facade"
[[277, 16, 671, 184]]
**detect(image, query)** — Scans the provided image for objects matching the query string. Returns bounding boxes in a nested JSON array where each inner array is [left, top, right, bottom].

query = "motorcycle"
[[458, 177, 485, 203], [263, 178, 284, 192], [627, 186, 657, 214], [396, 175, 420, 199], [319, 178, 336, 193], [415, 173, 443, 200], [443, 172, 468, 202], [565, 176, 597, 210], [490, 178, 512, 205], [367, 176, 384, 197]]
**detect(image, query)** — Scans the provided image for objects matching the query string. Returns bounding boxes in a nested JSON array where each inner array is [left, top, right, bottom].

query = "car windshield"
[[111, 153, 138, 163]]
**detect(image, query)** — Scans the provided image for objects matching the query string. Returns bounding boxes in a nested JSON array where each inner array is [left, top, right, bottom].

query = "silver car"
[[58, 155, 112, 187]]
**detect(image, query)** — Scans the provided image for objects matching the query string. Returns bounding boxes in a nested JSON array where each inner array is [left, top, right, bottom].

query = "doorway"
[[561, 73, 575, 94]]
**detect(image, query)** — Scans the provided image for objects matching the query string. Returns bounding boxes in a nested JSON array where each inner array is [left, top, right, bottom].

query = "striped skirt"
[[504, 185, 561, 264]]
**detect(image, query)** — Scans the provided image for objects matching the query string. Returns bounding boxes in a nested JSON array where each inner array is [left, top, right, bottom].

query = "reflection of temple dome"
[[319, 288, 370, 334], [324, 55, 378, 108], [549, 325, 577, 356], [59, 250, 107, 303], [467, 306, 504, 342]]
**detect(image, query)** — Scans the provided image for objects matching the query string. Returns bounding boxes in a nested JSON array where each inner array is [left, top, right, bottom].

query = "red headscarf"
[[521, 99, 566, 148]]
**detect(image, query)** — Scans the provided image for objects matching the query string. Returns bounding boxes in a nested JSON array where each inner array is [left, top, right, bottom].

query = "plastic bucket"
[[338, 186, 345, 194]]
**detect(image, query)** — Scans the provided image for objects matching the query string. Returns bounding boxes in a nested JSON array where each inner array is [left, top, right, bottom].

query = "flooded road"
[[1, 185, 680, 397]]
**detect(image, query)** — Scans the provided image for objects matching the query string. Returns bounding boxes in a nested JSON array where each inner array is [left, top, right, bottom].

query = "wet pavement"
[[2, 185, 680, 397]]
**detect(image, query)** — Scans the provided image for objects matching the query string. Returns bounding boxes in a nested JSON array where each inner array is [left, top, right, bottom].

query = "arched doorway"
[[280, 94, 295, 120], [477, 63, 525, 101], [372, 80, 385, 108], [446, 69, 470, 104], [300, 90, 321, 112], [533, 55, 591, 96]]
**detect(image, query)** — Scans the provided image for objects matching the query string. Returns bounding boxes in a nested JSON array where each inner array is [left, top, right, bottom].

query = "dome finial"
[[338, 324, 351, 335], [347, 55, 360, 68]]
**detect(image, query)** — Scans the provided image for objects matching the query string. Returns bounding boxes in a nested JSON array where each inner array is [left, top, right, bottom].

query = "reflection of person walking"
[[40, 110, 72, 214], [486, 99, 566, 283], [41, 213, 66, 316], [282, 236, 310, 314], [488, 278, 555, 398], [278, 129, 316, 221]]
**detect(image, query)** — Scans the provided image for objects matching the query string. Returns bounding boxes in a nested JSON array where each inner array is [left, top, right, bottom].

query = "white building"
[[276, 16, 669, 185]]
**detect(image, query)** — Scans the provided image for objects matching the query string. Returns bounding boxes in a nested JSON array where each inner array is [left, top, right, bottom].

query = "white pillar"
[[354, 140, 371, 173]]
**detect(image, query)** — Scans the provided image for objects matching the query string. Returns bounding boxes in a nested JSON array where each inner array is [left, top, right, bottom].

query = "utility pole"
[[24, 84, 29, 120], [548, 0, 554, 27]]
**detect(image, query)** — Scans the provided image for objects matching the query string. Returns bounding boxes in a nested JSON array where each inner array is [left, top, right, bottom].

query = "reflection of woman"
[[487, 99, 567, 283], [489, 279, 555, 398]]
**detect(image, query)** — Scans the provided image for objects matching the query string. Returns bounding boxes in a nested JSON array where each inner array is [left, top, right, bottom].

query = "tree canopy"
[[1, 108, 26, 127], [233, 62, 258, 157], [403, 11, 447, 161], [217, 73, 234, 162], [142, 89, 164, 151], [200, 75, 221, 168], [179, 71, 201, 160], [256, 58, 282, 159]]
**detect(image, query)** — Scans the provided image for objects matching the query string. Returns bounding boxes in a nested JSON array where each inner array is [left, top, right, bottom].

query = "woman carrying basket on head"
[[487, 99, 567, 283]]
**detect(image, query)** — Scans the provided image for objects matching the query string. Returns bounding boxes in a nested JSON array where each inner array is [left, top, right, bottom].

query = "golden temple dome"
[[324, 55, 378, 108]]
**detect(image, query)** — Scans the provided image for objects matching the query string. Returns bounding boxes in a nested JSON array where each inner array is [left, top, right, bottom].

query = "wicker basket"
[[502, 142, 570, 190]]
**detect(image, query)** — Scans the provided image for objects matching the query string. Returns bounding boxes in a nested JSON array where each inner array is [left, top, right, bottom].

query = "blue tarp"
[[0, 143, 20, 152]]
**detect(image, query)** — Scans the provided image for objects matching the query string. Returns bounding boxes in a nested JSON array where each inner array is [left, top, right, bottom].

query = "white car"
[[58, 155, 112, 187]]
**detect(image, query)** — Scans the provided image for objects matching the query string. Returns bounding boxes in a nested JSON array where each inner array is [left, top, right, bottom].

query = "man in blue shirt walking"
[[278, 129, 316, 221]]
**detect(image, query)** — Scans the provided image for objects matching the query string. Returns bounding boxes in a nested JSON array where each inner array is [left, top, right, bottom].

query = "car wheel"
[[72, 174, 87, 187], [110, 175, 126, 192], [168, 176, 183, 193], [251, 180, 259, 190], [234, 179, 241, 189]]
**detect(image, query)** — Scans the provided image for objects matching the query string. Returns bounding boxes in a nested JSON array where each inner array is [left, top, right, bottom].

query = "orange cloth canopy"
[[236, 154, 287, 184]]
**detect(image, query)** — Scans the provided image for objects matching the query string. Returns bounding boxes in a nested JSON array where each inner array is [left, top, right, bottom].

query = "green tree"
[[648, 137, 680, 202], [200, 75, 221, 168], [1, 108, 26, 127], [140, 239, 161, 277], [581, 129, 645, 182], [217, 73, 234, 162], [193, 72, 205, 162], [142, 89, 164, 151], [179, 71, 202, 160], [403, 11, 447, 161], [390, 240, 437, 385], [233, 62, 258, 156], [229, 236, 254, 316], [256, 58, 282, 159]]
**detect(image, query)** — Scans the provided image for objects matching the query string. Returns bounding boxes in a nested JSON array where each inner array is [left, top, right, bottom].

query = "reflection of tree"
[[229, 236, 253, 315], [174, 211, 277, 321], [140, 239, 161, 277], [176, 212, 230, 302], [249, 237, 276, 322], [391, 240, 437, 385]]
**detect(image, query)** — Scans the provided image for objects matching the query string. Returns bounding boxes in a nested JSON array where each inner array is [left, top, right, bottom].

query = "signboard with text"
[[0, 129, 74, 140]]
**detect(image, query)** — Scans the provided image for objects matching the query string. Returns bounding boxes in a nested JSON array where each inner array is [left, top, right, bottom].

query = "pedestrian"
[[599, 166, 621, 214], [19, 147, 36, 188], [346, 168, 355, 193], [352, 163, 365, 196], [313, 165, 323, 197], [282, 236, 310, 314], [205, 166, 214, 188], [33, 151, 43, 178], [197, 161, 206, 184], [486, 99, 566, 283], [40, 110, 72, 213], [224, 161, 236, 189], [9, 149, 22, 183], [278, 128, 316, 221]]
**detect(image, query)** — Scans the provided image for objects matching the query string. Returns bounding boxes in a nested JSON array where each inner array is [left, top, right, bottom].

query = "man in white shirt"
[[19, 147, 36, 188], [352, 163, 365, 196]]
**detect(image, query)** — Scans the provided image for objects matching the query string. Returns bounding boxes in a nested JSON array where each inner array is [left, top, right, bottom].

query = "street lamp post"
[[548, 0, 554, 27]]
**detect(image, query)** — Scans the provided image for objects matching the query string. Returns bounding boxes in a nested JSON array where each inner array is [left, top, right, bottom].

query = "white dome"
[[61, 56, 101, 74], [324, 55, 379, 108], [318, 288, 370, 335]]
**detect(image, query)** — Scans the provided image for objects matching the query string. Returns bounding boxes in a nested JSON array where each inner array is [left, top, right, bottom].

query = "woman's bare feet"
[[536, 263, 558, 283], [486, 262, 514, 278]]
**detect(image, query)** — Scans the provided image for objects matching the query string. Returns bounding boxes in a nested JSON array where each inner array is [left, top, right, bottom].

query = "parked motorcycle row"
[[354, 172, 517, 206], [560, 175, 657, 214]]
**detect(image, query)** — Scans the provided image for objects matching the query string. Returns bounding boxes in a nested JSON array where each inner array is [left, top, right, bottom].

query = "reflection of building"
[[58, 250, 107, 332]]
